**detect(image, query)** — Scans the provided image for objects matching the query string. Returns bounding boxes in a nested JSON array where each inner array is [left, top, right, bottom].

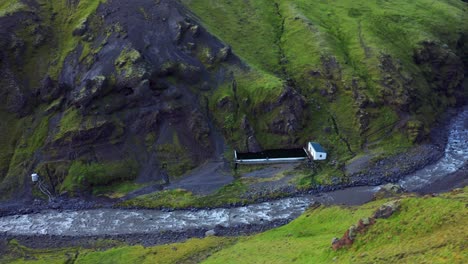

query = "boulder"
[[373, 200, 401, 219], [71, 75, 108, 108]]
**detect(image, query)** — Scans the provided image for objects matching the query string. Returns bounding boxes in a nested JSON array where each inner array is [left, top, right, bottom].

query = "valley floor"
[[1, 187, 467, 264]]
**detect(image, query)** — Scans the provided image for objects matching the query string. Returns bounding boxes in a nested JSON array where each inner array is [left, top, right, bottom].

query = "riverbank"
[[0, 106, 466, 217], [1, 187, 466, 263]]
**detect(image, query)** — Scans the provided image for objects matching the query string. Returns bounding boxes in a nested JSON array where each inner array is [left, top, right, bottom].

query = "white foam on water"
[[399, 109, 468, 190]]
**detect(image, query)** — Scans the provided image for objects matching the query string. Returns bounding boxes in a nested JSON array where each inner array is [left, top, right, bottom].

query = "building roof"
[[236, 148, 307, 160], [309, 142, 326, 153]]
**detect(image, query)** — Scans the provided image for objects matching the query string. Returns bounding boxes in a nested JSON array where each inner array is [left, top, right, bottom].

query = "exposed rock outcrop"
[[332, 200, 401, 250]]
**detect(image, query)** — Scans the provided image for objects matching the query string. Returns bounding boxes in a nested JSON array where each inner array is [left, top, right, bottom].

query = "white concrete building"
[[307, 142, 327, 160]]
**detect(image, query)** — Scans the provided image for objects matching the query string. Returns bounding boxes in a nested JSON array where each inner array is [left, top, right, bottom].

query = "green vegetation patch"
[[55, 108, 82, 140], [0, 112, 51, 199], [92, 181, 147, 198], [120, 180, 248, 209], [156, 134, 197, 178], [114, 47, 146, 79], [61, 160, 138, 193], [182, 0, 282, 73], [0, 0, 28, 17], [1, 237, 237, 264], [47, 0, 105, 78]]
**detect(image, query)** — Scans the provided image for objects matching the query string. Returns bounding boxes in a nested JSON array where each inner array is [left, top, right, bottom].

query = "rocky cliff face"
[[0, 0, 466, 199], [0, 0, 308, 198]]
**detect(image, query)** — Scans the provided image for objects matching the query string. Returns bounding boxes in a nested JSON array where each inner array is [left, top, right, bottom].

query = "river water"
[[0, 109, 466, 237]]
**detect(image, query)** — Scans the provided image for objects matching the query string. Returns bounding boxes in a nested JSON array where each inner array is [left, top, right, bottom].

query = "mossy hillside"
[[0, 111, 24, 181], [0, 112, 51, 199], [8, 0, 105, 88], [60, 160, 138, 194], [155, 133, 197, 178], [0, 0, 28, 17], [37, 0, 105, 78], [209, 67, 285, 150], [55, 108, 82, 140], [54, 108, 124, 144], [343, 196, 467, 263], [185, 0, 467, 157]]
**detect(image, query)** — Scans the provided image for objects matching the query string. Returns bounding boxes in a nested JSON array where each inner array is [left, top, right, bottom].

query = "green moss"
[[8, 115, 50, 169], [77, 237, 237, 264], [182, 0, 282, 73], [119, 180, 247, 209], [0, 111, 23, 180], [41, 0, 106, 78], [60, 160, 138, 193], [0, 112, 51, 199], [55, 110, 122, 143], [55, 108, 82, 140], [92, 181, 147, 198], [209, 67, 285, 149], [156, 134, 196, 178], [114, 47, 144, 78], [0, 0, 28, 17]]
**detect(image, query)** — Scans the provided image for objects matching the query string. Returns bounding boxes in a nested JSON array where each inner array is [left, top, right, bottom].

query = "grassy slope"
[[2, 237, 238, 264], [204, 189, 468, 263], [37, 0, 105, 78], [3, 188, 467, 263], [12, 0, 105, 89], [184, 0, 466, 158]]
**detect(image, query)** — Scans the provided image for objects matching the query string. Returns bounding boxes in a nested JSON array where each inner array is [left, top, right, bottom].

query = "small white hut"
[[307, 142, 327, 160], [31, 173, 39, 182]]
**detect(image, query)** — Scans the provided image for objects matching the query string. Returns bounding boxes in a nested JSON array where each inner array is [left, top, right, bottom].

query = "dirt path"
[[165, 160, 234, 195]]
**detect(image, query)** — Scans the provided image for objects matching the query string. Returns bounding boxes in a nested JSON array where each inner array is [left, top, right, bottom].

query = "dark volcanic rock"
[[0, 0, 248, 199], [267, 86, 307, 140], [414, 41, 465, 106], [373, 200, 401, 219]]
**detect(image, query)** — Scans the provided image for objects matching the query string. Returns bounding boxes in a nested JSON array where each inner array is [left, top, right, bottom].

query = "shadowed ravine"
[[0, 108, 466, 237]]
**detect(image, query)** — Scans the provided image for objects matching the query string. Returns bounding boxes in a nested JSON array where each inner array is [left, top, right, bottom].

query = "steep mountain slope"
[[185, 0, 467, 153], [0, 0, 466, 199]]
